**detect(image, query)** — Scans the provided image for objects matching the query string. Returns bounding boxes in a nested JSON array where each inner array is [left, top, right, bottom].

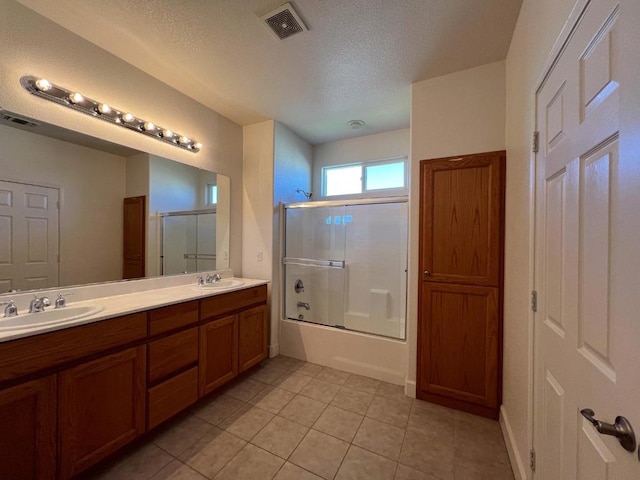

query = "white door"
[[533, 0, 640, 478], [0, 180, 59, 292]]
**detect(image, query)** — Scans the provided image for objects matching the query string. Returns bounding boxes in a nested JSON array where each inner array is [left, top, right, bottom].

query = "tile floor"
[[89, 356, 514, 480]]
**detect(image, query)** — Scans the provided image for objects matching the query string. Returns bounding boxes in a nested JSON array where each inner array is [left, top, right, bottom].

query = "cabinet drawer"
[[200, 285, 267, 320], [0, 312, 147, 384], [147, 367, 198, 430], [149, 301, 199, 336], [148, 328, 198, 384]]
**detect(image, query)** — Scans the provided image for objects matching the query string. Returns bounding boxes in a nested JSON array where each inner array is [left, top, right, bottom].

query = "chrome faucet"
[[55, 293, 72, 309], [297, 301, 311, 310], [29, 295, 51, 313], [206, 273, 222, 283], [0, 300, 18, 317]]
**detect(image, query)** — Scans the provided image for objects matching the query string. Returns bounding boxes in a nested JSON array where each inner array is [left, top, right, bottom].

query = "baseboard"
[[499, 405, 528, 480], [268, 343, 279, 358], [404, 379, 416, 398]]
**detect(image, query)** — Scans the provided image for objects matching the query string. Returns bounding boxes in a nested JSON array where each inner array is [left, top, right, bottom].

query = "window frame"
[[321, 156, 408, 199]]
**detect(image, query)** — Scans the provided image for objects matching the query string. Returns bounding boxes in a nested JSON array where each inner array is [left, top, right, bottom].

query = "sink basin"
[[195, 279, 245, 290], [0, 305, 105, 330]]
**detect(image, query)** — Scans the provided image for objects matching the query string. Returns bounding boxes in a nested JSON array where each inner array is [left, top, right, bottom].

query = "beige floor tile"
[[353, 417, 405, 461], [153, 415, 213, 457], [399, 426, 454, 480], [273, 372, 313, 393], [367, 395, 412, 428], [335, 445, 397, 480], [249, 385, 295, 414], [273, 462, 324, 480], [343, 374, 380, 395], [220, 404, 275, 441], [224, 378, 267, 402], [408, 400, 455, 433], [453, 457, 515, 480], [293, 362, 324, 378], [313, 405, 363, 442], [267, 355, 304, 371], [250, 363, 290, 384], [251, 416, 309, 459], [454, 414, 510, 465], [150, 460, 208, 480], [315, 367, 351, 385], [179, 427, 246, 478], [194, 394, 246, 426], [376, 382, 409, 401], [299, 378, 341, 404], [95, 443, 173, 480], [394, 464, 439, 480], [289, 430, 349, 480], [279, 395, 327, 427], [214, 444, 284, 480], [330, 386, 374, 415]]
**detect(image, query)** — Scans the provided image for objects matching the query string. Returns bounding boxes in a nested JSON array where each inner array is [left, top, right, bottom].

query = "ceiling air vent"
[[261, 2, 308, 40], [2, 112, 39, 127]]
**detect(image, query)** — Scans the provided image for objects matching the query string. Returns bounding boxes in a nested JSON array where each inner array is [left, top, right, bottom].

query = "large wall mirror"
[[0, 111, 230, 294]]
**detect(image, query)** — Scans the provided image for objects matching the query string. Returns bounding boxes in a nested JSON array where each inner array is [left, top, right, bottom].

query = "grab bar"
[[283, 257, 345, 269], [183, 253, 217, 260]]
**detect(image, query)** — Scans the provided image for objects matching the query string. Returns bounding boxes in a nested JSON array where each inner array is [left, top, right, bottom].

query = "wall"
[[502, 1, 579, 478], [0, 0, 243, 274], [312, 129, 410, 197], [0, 124, 125, 286], [409, 61, 506, 397]]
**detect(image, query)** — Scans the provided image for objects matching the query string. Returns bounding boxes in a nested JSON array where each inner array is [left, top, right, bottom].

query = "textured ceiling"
[[17, 0, 523, 144]]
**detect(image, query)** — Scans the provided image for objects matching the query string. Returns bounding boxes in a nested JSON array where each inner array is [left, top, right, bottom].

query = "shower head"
[[296, 188, 312, 199]]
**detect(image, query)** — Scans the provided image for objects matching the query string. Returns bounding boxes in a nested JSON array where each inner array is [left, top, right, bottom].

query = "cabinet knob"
[[424, 270, 431, 276]]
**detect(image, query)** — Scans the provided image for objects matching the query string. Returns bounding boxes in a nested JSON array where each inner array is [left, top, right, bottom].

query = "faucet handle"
[[196, 275, 205, 286], [0, 300, 18, 318], [55, 293, 72, 309]]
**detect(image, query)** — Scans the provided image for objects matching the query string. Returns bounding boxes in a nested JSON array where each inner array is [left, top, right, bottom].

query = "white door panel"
[[534, 0, 639, 478]]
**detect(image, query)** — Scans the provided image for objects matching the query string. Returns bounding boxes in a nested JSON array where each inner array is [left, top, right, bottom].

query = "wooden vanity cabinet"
[[0, 375, 56, 480], [58, 346, 146, 480], [239, 304, 269, 373], [199, 315, 238, 396]]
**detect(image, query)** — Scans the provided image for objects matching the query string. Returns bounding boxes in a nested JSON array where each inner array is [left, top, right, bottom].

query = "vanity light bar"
[[20, 76, 202, 153]]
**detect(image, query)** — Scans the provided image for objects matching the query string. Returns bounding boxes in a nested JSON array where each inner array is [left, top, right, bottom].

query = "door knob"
[[424, 270, 431, 276], [580, 408, 637, 452]]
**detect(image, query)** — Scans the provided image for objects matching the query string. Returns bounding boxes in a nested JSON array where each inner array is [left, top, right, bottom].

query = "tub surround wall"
[[0, 0, 243, 274]]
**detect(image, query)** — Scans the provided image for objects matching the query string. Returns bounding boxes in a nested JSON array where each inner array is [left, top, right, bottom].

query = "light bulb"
[[97, 103, 111, 114], [122, 113, 136, 123], [68, 92, 84, 104], [143, 122, 156, 131], [193, 142, 203, 150], [35, 78, 52, 92], [162, 129, 174, 139], [178, 135, 190, 145]]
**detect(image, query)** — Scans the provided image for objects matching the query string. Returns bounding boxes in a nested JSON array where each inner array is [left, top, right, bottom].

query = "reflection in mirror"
[[0, 111, 230, 294]]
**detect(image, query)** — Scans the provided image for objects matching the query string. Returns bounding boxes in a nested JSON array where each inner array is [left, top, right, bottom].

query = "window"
[[206, 184, 218, 205], [322, 158, 407, 197]]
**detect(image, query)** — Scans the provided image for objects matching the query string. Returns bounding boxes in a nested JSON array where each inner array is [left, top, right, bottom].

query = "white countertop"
[[0, 277, 269, 343]]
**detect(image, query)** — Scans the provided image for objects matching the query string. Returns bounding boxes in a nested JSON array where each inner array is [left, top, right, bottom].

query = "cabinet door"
[[199, 315, 238, 396], [418, 283, 499, 413], [123, 195, 145, 279], [59, 346, 146, 479], [238, 304, 269, 373], [419, 152, 504, 287], [0, 375, 56, 480]]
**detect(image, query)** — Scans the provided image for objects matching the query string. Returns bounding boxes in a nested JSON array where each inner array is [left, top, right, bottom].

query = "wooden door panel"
[[58, 346, 146, 479], [419, 283, 499, 410], [420, 152, 504, 286], [238, 304, 268, 373], [123, 196, 145, 279], [0, 375, 56, 480], [199, 315, 238, 396]]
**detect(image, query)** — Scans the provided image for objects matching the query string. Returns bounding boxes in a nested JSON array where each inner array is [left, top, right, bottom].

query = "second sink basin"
[[196, 279, 245, 289], [0, 305, 105, 331]]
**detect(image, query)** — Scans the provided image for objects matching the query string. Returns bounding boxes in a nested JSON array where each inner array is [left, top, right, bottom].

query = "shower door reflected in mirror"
[[162, 210, 217, 275]]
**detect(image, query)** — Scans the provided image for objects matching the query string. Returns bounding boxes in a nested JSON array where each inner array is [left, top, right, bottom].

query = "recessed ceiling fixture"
[[347, 120, 366, 130], [20, 75, 202, 153], [261, 2, 308, 40]]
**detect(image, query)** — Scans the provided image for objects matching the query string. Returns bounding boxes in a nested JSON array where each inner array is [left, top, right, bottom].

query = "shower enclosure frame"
[[281, 195, 409, 340]]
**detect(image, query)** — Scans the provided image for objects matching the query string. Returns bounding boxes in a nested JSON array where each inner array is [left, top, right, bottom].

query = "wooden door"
[[123, 195, 145, 279], [0, 180, 59, 292], [0, 375, 56, 480], [58, 346, 146, 479], [199, 314, 238, 396], [418, 151, 504, 419], [238, 304, 269, 373], [533, 0, 640, 477]]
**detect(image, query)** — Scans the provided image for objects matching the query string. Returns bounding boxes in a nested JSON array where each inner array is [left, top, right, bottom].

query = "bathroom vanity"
[[0, 280, 268, 480]]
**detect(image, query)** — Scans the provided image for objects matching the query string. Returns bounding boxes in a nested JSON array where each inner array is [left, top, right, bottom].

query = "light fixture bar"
[[20, 75, 202, 153]]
